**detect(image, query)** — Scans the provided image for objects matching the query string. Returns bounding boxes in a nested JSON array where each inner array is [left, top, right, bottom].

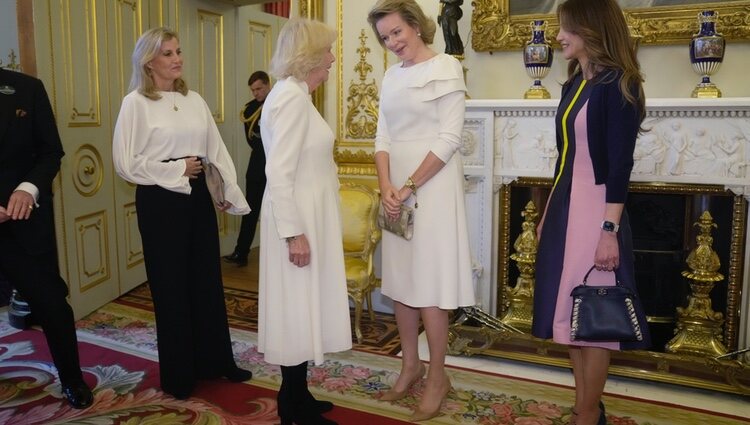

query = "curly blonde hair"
[[270, 18, 337, 81]]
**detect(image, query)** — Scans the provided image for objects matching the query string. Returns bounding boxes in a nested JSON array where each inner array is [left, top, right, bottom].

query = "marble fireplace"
[[454, 97, 750, 394]]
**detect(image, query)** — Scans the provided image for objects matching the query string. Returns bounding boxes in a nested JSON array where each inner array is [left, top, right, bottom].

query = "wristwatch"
[[601, 220, 620, 233]]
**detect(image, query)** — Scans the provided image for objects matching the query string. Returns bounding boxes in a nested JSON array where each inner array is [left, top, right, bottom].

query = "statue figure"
[[438, 0, 464, 56]]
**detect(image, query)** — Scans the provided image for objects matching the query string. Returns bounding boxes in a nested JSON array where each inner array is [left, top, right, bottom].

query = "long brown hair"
[[557, 0, 645, 123]]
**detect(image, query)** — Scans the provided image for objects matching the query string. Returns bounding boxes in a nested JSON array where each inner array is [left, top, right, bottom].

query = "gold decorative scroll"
[[472, 0, 750, 51], [345, 29, 379, 139], [0, 49, 22, 71], [299, 0, 322, 19], [299, 0, 325, 115]]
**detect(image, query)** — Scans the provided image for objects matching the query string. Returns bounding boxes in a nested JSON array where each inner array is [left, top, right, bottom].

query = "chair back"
[[339, 182, 380, 258]]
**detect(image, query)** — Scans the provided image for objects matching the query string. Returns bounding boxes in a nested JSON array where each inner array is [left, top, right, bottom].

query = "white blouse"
[[112, 90, 249, 215]]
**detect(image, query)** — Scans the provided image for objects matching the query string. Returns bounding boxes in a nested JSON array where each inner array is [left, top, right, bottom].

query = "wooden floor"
[[221, 247, 259, 292]]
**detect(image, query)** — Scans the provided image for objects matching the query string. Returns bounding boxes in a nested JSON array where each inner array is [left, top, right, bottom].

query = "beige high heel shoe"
[[378, 362, 426, 401], [409, 372, 452, 422]]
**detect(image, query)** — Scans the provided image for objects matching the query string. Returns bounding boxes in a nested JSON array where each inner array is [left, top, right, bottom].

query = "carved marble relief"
[[633, 117, 748, 179], [492, 103, 750, 193]]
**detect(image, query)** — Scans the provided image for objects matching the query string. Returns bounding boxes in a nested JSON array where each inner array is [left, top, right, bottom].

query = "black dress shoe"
[[225, 366, 253, 382], [222, 252, 248, 267], [62, 381, 93, 409]]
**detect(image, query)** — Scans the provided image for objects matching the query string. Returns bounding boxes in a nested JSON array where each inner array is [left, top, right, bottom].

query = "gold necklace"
[[172, 92, 179, 111]]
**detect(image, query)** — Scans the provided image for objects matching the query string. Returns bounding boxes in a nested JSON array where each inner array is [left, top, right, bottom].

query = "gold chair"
[[339, 182, 381, 344]]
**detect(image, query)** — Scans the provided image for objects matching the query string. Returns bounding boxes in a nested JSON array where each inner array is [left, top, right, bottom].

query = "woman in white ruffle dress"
[[368, 0, 475, 421]]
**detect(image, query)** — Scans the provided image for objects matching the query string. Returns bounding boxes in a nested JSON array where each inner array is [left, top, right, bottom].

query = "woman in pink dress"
[[532, 1, 651, 424]]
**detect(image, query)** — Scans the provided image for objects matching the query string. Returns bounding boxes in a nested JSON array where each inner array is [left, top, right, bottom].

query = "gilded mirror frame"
[[472, 0, 750, 51]]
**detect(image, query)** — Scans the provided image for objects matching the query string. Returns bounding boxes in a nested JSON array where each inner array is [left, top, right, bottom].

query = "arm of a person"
[[398, 89, 465, 200], [202, 97, 250, 214], [264, 88, 308, 240], [6, 78, 63, 220], [595, 82, 641, 270], [595, 202, 624, 270], [374, 96, 401, 217], [112, 96, 187, 191]]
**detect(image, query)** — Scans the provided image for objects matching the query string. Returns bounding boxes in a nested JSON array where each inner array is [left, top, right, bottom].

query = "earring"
[[417, 32, 421, 37]]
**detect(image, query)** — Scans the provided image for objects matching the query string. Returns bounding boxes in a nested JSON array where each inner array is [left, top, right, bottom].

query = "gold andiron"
[[500, 201, 539, 333], [666, 211, 727, 357]]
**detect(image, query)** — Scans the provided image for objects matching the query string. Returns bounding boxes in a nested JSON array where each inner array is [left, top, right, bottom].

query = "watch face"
[[602, 221, 616, 232]]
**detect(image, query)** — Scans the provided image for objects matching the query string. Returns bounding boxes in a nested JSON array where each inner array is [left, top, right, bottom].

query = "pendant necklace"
[[172, 91, 179, 111]]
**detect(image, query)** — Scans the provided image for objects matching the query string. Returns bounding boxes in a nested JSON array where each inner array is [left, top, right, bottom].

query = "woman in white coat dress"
[[258, 18, 351, 425], [368, 0, 475, 422]]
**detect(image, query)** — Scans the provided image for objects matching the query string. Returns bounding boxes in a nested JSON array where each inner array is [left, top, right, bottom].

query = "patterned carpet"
[[2, 299, 747, 424], [115, 283, 406, 356]]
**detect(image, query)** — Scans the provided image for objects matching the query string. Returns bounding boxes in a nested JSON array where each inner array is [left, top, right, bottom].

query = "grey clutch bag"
[[377, 204, 414, 240], [201, 159, 225, 205]]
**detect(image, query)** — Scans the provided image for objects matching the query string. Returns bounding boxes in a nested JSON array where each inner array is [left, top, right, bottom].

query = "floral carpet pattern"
[[115, 283, 406, 355], [2, 298, 747, 424]]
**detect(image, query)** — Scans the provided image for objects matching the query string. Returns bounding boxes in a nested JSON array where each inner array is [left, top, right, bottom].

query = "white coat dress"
[[258, 77, 352, 366]]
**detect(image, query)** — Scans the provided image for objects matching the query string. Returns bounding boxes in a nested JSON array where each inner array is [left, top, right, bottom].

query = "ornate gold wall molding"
[[0, 49, 22, 71], [197, 9, 224, 123], [472, 0, 750, 51], [245, 21, 272, 75], [345, 29, 379, 140], [299, 0, 322, 19], [72, 144, 104, 197], [75, 210, 111, 292], [299, 0, 325, 114], [113, 0, 142, 100], [62, 0, 101, 127]]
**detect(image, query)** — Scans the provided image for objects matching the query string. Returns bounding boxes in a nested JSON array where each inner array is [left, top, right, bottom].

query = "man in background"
[[0, 68, 93, 409], [223, 71, 271, 266]]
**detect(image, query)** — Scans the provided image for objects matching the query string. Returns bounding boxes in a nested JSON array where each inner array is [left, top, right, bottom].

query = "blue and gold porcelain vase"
[[690, 10, 725, 98], [523, 20, 553, 99]]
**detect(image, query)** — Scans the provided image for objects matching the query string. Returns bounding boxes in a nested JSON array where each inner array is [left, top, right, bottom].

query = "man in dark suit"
[[223, 71, 271, 267], [0, 68, 93, 409]]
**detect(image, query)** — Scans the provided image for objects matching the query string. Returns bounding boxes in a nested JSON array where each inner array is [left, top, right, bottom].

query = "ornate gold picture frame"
[[472, 0, 750, 51]]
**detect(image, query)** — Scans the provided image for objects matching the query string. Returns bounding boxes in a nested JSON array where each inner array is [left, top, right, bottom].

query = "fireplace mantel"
[[458, 97, 750, 381]]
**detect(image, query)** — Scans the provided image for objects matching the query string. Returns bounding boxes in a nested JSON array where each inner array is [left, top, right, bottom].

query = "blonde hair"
[[367, 0, 436, 47], [129, 27, 188, 100], [558, 0, 645, 124], [270, 18, 337, 80]]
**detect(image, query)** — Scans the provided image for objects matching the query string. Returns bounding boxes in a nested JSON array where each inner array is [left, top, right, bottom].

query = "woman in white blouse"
[[368, 0, 475, 421], [112, 27, 252, 400], [258, 18, 350, 425]]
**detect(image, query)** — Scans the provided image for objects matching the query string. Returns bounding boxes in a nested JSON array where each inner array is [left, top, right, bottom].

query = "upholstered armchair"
[[339, 182, 381, 343]]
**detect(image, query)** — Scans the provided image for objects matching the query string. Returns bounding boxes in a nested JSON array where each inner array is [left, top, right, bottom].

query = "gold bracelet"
[[405, 176, 418, 208], [405, 176, 417, 194]]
